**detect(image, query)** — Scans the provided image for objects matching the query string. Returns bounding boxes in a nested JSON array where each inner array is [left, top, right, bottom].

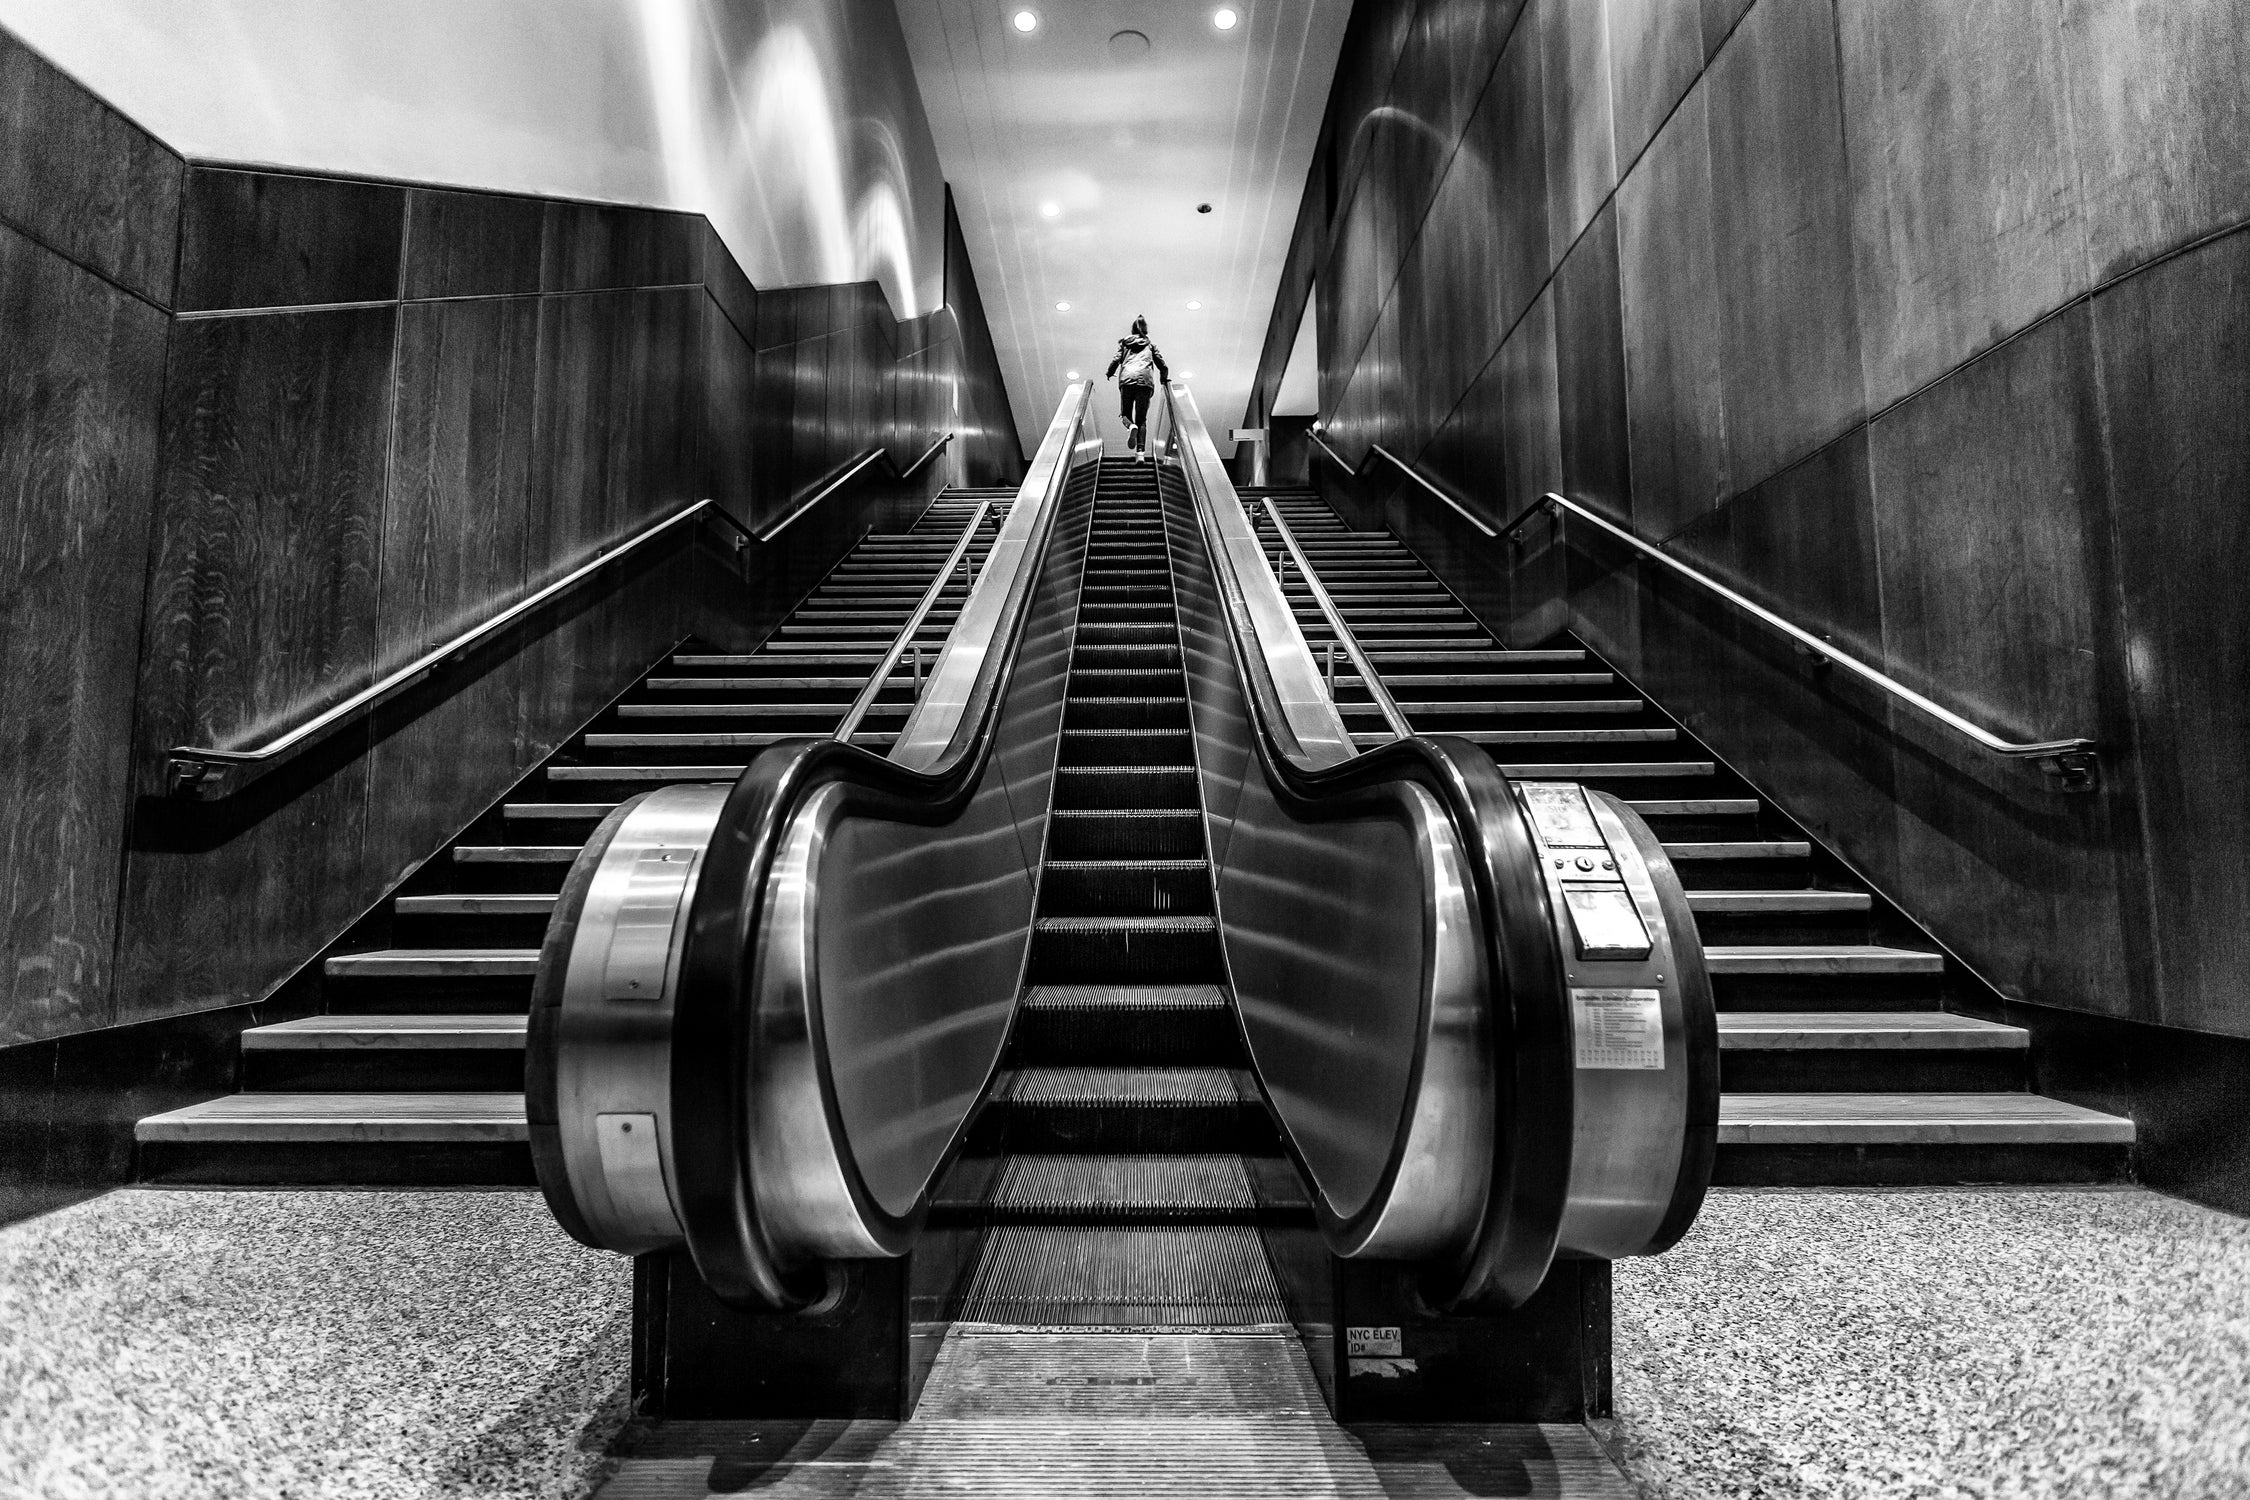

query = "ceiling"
[[897, 0, 1350, 457]]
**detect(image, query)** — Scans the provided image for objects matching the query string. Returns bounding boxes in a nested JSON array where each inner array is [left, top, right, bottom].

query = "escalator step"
[[1030, 916, 1222, 983], [1001, 1065, 1245, 1106], [1049, 810, 1205, 859], [956, 1225, 1288, 1325], [1039, 860, 1212, 916], [1053, 766, 1200, 809], [990, 1154, 1256, 1215], [1058, 727, 1194, 765]]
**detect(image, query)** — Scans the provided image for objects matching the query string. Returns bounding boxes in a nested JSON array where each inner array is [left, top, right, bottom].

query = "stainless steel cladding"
[[536, 784, 729, 1254], [1157, 383, 1717, 1311], [529, 383, 1101, 1307], [1513, 781, 1716, 1260]]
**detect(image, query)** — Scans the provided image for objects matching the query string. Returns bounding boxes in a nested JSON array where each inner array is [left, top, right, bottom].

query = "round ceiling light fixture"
[[1055, 300, 1071, 311], [1039, 201, 1060, 218], [1186, 300, 1203, 310], [1213, 7, 1240, 30], [1067, 369, 1082, 379], [1011, 10, 1039, 33]]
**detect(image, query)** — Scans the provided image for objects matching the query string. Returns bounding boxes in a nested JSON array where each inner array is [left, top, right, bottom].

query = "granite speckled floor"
[[1609, 1187, 2250, 1499], [0, 1188, 631, 1499], [2, 1185, 2244, 1497]]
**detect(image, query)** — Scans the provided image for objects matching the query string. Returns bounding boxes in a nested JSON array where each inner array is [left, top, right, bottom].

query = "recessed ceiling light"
[[1186, 300, 1203, 310], [1213, 7, 1239, 30], [1055, 300, 1071, 311], [1067, 369, 1082, 379], [1012, 10, 1039, 33], [1039, 201, 1060, 218], [1182, 371, 1196, 379]]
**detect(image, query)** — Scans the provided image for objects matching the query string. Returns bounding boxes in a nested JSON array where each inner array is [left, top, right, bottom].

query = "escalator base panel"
[[956, 1225, 1289, 1325]]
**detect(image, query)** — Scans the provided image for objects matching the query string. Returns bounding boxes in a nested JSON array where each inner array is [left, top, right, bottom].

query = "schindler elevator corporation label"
[[1571, 988, 1665, 1069]]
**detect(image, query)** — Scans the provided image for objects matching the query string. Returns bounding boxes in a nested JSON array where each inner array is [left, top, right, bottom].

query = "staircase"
[[135, 491, 1016, 1184], [1242, 486, 2134, 1185], [943, 456, 1303, 1323]]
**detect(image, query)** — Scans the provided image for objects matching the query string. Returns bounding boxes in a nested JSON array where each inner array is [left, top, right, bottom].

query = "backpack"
[[1117, 341, 1157, 387]]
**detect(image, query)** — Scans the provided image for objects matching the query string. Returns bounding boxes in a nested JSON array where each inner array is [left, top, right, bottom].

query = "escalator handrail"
[[1311, 432, 2098, 787], [1163, 386, 1573, 1307], [163, 433, 954, 802], [666, 386, 1096, 1307]]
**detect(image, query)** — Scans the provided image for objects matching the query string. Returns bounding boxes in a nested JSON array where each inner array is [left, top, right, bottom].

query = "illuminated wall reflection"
[[0, 0, 945, 318]]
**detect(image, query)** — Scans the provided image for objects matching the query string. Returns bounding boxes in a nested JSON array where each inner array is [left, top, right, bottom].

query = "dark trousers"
[[1120, 383, 1153, 449]]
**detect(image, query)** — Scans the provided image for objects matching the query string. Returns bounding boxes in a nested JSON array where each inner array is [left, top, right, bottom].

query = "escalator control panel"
[[1515, 781, 1652, 961]]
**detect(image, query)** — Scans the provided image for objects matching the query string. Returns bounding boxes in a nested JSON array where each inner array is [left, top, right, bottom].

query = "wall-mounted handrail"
[[1309, 431, 1496, 538], [1526, 493, 2098, 785], [1316, 433, 2099, 790], [1258, 498, 1413, 742], [833, 500, 993, 743], [166, 433, 955, 801], [760, 433, 953, 543]]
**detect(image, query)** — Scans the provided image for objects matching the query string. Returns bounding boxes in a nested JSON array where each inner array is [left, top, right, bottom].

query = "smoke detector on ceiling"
[[1108, 29, 1151, 61]]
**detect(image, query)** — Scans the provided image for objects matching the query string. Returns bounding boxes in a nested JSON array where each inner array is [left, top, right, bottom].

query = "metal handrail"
[[1258, 499, 1412, 741], [761, 432, 952, 543], [1315, 433, 2099, 789], [167, 433, 954, 800], [833, 500, 993, 743], [1309, 431, 1496, 538], [1522, 493, 2098, 784]]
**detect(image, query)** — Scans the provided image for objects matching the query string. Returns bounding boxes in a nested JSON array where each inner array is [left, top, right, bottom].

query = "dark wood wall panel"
[[0, 31, 181, 307], [0, 25, 1022, 1054], [1249, 0, 2250, 1039], [175, 169, 404, 312], [119, 305, 397, 1022], [401, 187, 545, 300], [0, 226, 169, 1046], [2095, 231, 2250, 1036]]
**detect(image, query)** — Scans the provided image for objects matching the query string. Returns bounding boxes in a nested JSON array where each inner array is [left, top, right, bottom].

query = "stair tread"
[[1717, 1092, 2133, 1143], [1716, 1012, 2026, 1049], [325, 949, 540, 977], [1687, 890, 1872, 912], [1665, 840, 1814, 859], [243, 1015, 528, 1049], [1704, 945, 1942, 974], [395, 894, 558, 916], [1036, 915, 1217, 933], [136, 1092, 526, 1141]]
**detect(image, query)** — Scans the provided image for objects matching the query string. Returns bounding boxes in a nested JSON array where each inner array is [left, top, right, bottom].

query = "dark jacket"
[[1106, 334, 1169, 388]]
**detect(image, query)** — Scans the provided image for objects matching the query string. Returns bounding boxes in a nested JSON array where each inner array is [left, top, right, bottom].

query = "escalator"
[[524, 381, 1717, 1459], [939, 453, 1295, 1325]]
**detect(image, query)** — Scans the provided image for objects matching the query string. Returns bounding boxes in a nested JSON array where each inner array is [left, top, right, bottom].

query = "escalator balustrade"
[[529, 383, 1102, 1307], [1243, 481, 2134, 1183]]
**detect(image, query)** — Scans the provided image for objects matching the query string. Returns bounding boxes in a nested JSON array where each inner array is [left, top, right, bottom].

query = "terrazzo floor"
[[0, 1185, 2243, 1497]]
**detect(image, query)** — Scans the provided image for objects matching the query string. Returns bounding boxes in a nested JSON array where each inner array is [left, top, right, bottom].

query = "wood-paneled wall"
[[0, 29, 1021, 1058], [1253, 0, 2250, 1042]]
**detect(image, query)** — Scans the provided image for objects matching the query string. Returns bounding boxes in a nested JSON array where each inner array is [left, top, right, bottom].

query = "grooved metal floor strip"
[[957, 1227, 1287, 1324], [594, 1332, 1630, 1497]]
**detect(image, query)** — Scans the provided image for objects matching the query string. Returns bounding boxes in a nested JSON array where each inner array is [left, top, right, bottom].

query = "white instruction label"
[[1571, 988, 1666, 1070], [1345, 1326, 1403, 1358]]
